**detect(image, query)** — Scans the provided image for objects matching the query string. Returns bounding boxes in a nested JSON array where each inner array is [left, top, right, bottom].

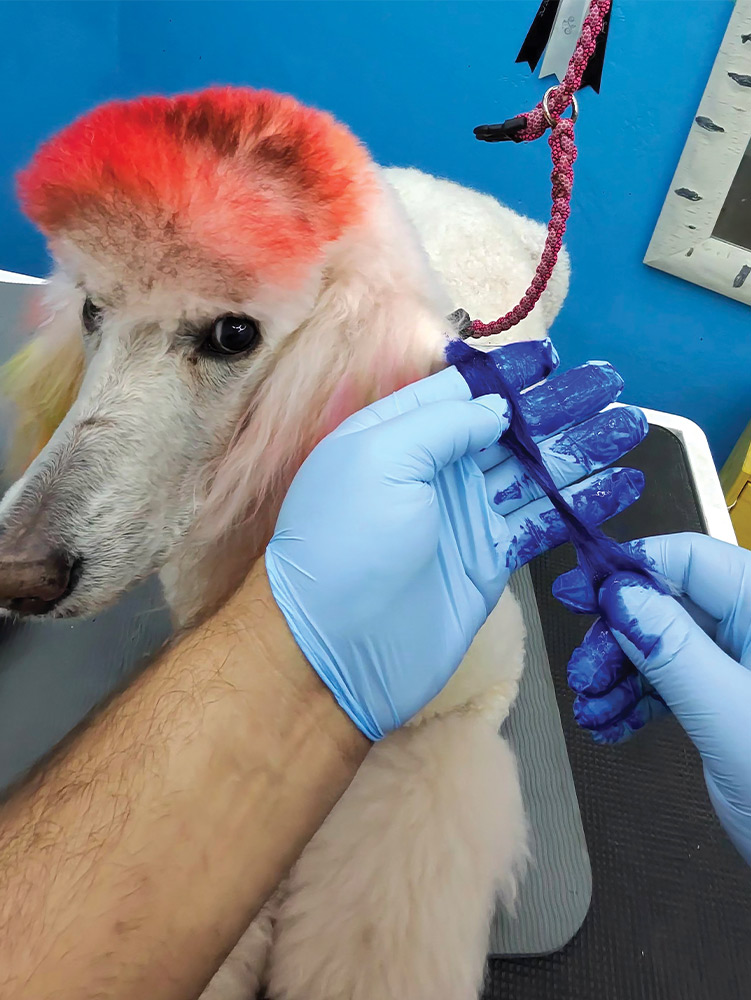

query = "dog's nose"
[[0, 538, 78, 614]]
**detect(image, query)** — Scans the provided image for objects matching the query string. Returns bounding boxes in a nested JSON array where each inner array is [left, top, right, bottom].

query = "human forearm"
[[0, 561, 368, 1000]]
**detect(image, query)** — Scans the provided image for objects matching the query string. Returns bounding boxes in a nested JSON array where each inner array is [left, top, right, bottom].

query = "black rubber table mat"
[[484, 426, 751, 999]]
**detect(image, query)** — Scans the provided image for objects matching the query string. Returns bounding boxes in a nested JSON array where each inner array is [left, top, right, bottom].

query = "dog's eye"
[[82, 297, 102, 334], [206, 315, 261, 356]]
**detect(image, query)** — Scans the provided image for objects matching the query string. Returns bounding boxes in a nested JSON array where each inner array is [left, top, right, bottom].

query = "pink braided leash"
[[469, 0, 612, 338]]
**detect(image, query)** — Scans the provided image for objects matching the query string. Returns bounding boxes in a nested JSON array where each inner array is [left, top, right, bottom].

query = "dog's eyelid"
[[80, 286, 104, 304], [82, 295, 104, 335]]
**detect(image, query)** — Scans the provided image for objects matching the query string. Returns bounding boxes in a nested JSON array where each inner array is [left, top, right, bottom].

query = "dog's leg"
[[266, 711, 527, 1000], [199, 891, 282, 1000]]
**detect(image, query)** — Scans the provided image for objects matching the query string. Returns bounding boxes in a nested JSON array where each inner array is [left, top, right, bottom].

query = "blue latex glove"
[[554, 533, 751, 865], [266, 340, 646, 740]]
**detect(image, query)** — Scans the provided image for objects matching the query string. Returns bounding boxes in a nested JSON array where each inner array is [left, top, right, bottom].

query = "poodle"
[[0, 87, 569, 1000]]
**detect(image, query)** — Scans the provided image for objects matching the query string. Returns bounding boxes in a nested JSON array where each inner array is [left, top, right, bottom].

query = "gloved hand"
[[266, 340, 646, 740], [554, 532, 751, 865]]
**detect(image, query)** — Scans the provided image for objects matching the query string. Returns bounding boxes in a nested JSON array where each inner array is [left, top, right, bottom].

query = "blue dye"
[[589, 708, 651, 745], [506, 460, 643, 571], [566, 571, 671, 744], [446, 340, 665, 606], [568, 619, 629, 696], [488, 337, 559, 390], [597, 572, 666, 659], [545, 406, 648, 467], [573, 673, 643, 730], [553, 538, 652, 614], [518, 361, 623, 439], [494, 480, 525, 507], [494, 411, 646, 514]]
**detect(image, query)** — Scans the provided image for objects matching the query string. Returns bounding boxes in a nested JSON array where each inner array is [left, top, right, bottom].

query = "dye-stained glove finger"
[[520, 362, 624, 438], [556, 571, 719, 652], [568, 619, 633, 695], [474, 362, 625, 472], [573, 672, 668, 732], [562, 555, 720, 744], [338, 339, 558, 434], [553, 537, 657, 614], [486, 406, 647, 515], [585, 695, 670, 745], [628, 534, 751, 663], [574, 671, 643, 728], [554, 535, 751, 648], [554, 568, 603, 614], [505, 467, 645, 571], [597, 572, 749, 714], [485, 338, 560, 390], [568, 617, 669, 742]]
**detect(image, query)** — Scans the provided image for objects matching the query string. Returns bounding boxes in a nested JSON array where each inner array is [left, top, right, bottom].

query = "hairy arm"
[[0, 561, 369, 1000]]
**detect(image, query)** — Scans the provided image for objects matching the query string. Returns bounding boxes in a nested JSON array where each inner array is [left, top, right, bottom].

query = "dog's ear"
[[1, 282, 84, 475]]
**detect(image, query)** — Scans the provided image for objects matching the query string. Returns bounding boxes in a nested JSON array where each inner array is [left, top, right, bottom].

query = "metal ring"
[[542, 88, 579, 128]]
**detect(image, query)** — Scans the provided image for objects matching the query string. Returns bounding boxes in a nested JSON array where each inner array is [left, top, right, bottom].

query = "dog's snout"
[[0, 538, 81, 615]]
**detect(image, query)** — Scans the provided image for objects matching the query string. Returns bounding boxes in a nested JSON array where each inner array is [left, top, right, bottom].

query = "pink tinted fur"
[[319, 376, 363, 439]]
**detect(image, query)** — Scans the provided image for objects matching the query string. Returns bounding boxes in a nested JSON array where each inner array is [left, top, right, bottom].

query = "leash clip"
[[473, 116, 528, 144]]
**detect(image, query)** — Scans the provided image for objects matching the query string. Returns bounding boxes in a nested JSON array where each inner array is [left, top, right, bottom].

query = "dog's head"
[[0, 88, 446, 621]]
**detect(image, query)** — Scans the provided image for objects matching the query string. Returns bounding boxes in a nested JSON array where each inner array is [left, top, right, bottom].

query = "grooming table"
[[485, 415, 751, 1000]]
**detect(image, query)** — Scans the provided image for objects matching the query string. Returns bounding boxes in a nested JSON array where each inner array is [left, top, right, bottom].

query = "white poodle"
[[0, 87, 569, 999]]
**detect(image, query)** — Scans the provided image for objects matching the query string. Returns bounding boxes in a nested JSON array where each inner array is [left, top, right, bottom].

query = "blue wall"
[[1, 0, 747, 464], [0, 1, 119, 275]]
